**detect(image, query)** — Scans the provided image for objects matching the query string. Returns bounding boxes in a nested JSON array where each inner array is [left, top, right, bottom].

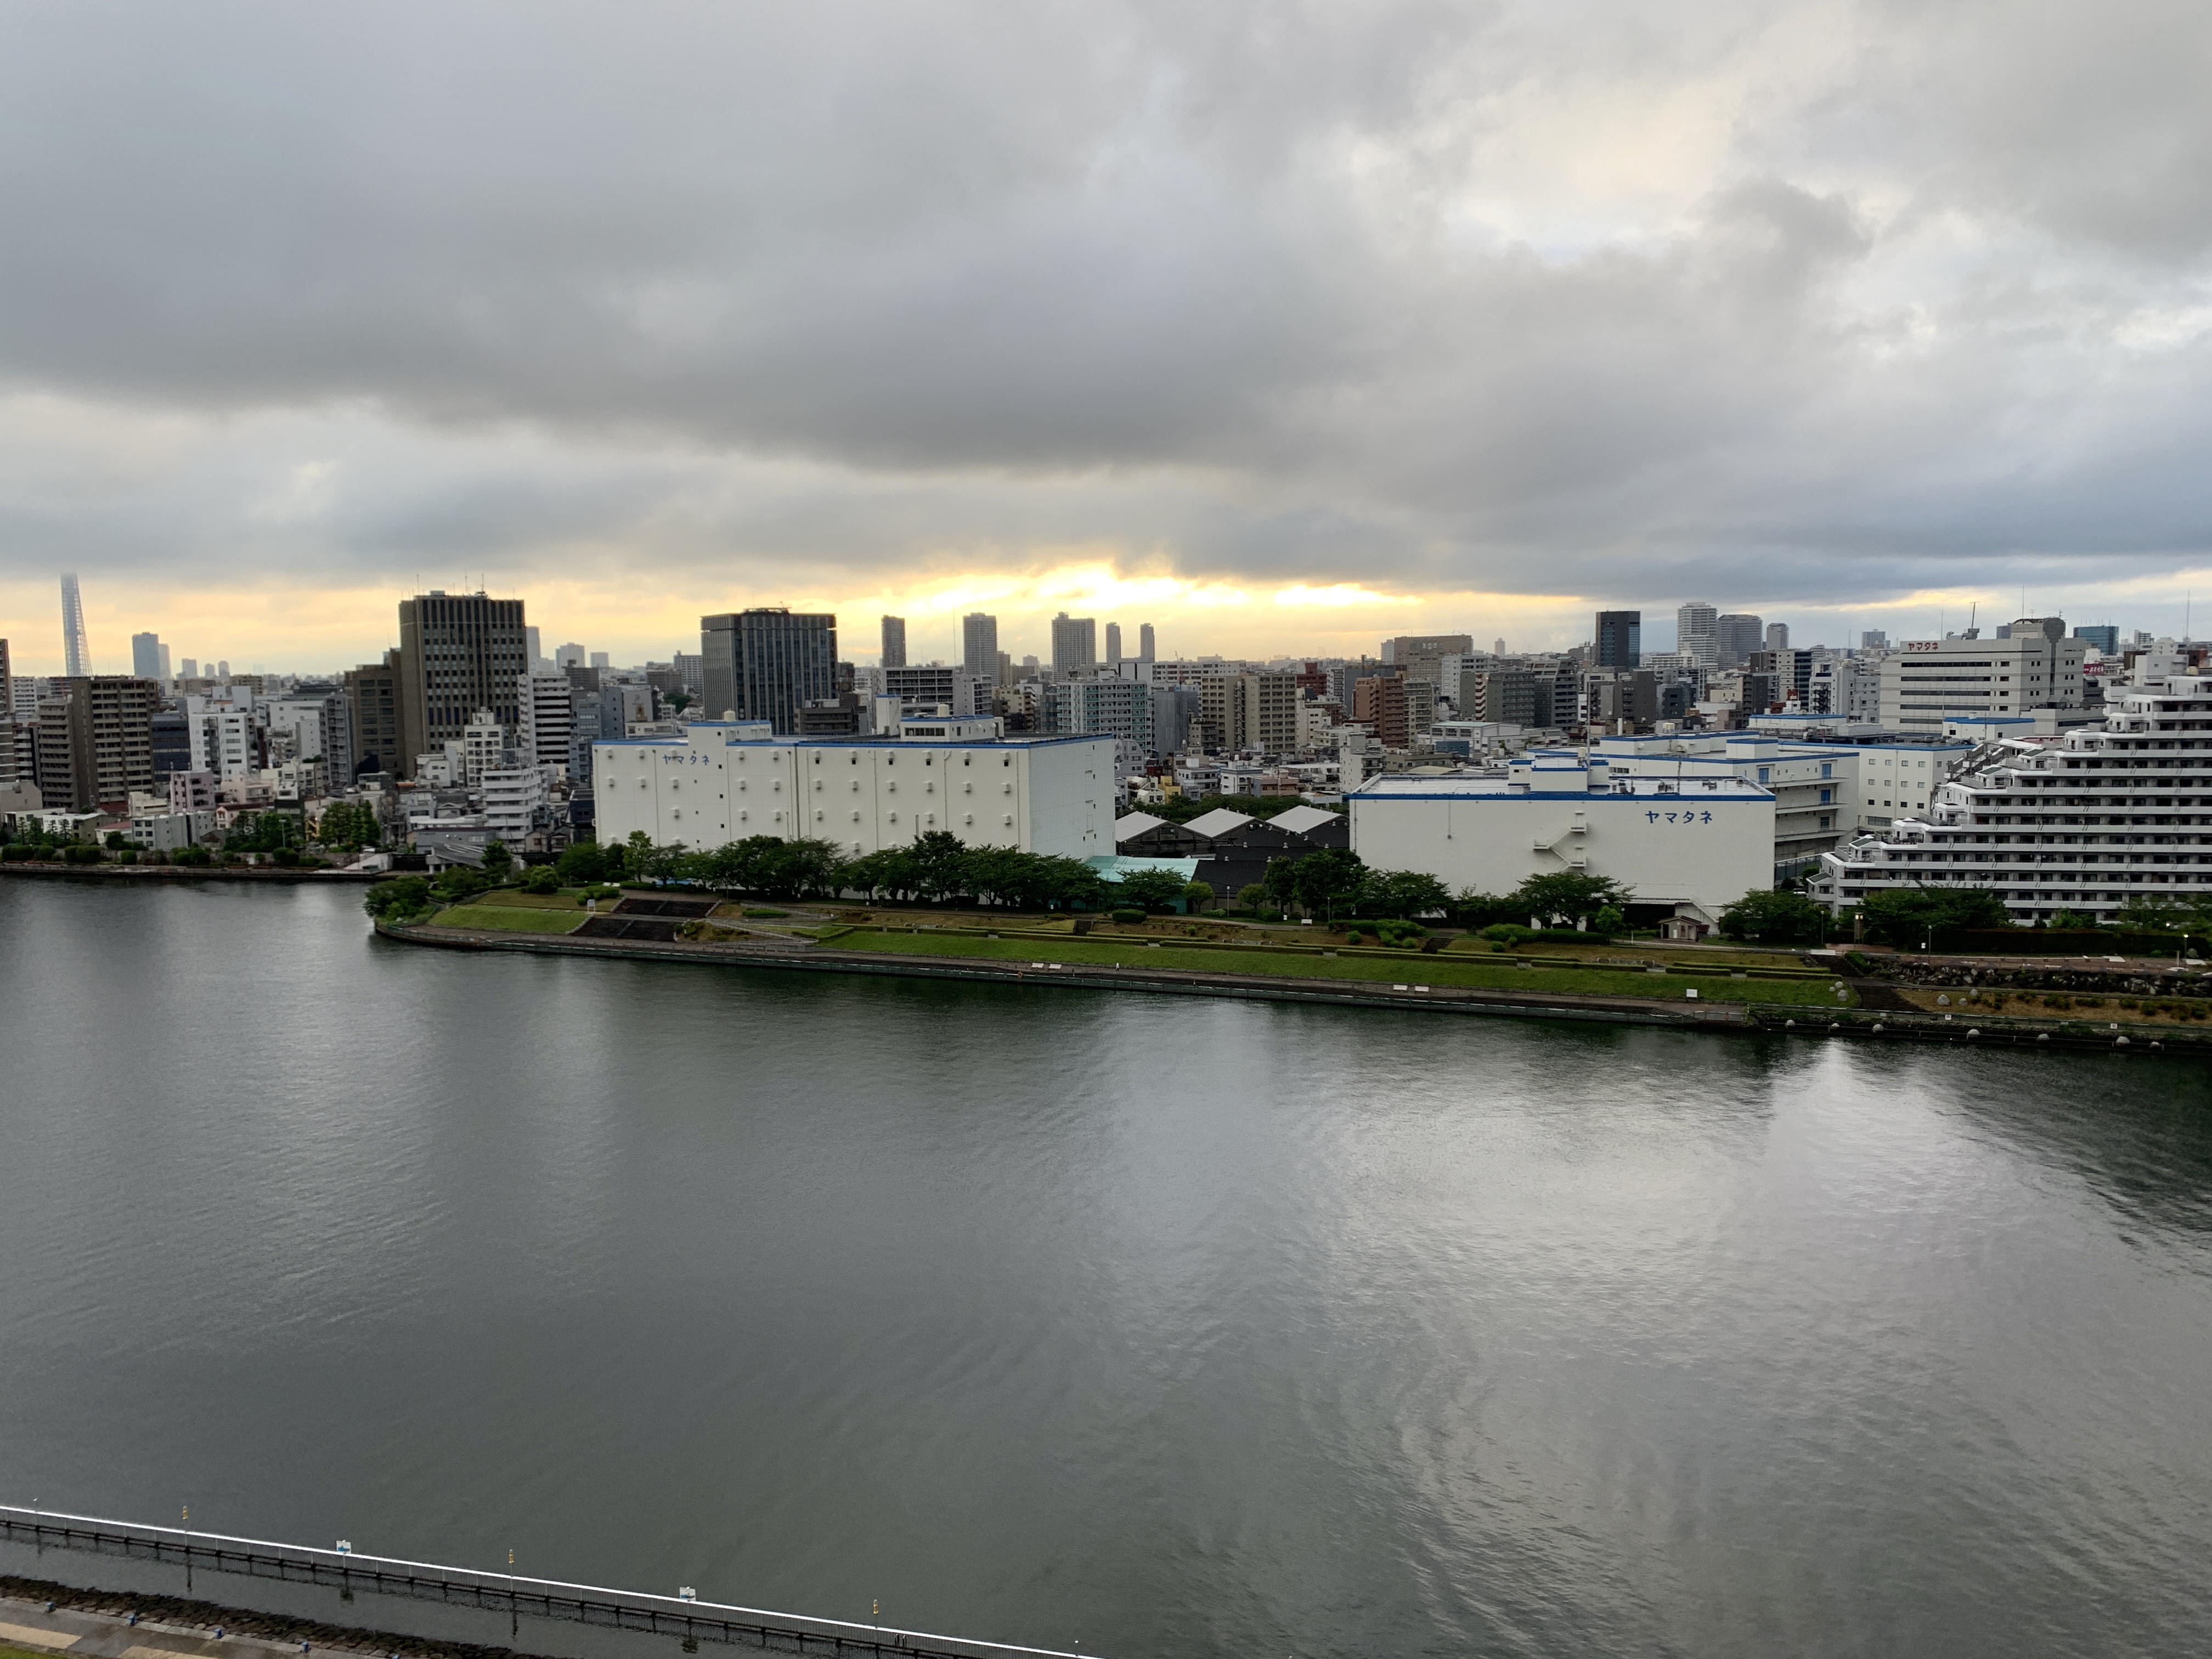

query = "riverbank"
[[0, 1579, 521, 1659], [374, 919, 2205, 1052], [0, 863, 380, 883]]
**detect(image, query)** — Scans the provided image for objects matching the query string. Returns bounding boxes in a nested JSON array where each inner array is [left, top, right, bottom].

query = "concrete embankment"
[[373, 922, 2212, 1056], [380, 919, 1749, 1029], [0, 1580, 512, 1659]]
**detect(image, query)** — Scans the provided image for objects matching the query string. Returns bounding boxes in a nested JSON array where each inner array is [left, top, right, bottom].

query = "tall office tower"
[[961, 612, 1000, 681], [35, 676, 157, 811], [881, 616, 907, 668], [1139, 623, 1156, 662], [589, 652, 610, 670], [59, 574, 91, 676], [181, 658, 199, 680], [396, 590, 528, 781], [0, 637, 9, 712], [1861, 630, 1888, 650], [1677, 601, 1719, 667], [517, 671, 578, 772], [1765, 622, 1790, 652], [157, 643, 172, 682], [524, 625, 545, 669], [1051, 612, 1097, 677], [674, 653, 704, 696], [132, 631, 165, 681], [700, 608, 838, 732], [1593, 611, 1642, 669], [1105, 622, 1123, 665], [556, 642, 586, 668], [1716, 613, 1763, 669], [217, 659, 231, 681]]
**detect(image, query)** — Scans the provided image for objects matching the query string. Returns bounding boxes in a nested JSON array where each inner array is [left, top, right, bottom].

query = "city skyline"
[[0, 5, 2207, 674]]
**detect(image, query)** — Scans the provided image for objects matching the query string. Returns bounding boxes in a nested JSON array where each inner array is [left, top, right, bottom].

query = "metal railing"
[[0, 1506, 1103, 1659]]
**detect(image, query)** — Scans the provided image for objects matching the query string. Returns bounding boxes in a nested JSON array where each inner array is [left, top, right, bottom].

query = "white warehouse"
[[594, 719, 1118, 858], [1348, 752, 1776, 921]]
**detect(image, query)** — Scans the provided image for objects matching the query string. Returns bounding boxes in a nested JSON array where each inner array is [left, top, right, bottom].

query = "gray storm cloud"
[[1, 0, 2209, 609]]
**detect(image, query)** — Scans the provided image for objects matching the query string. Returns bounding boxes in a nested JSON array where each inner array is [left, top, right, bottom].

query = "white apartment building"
[[482, 764, 556, 843], [592, 720, 1118, 858], [1810, 678, 2212, 924], [186, 699, 261, 780], [1880, 635, 2084, 730], [517, 672, 576, 775], [1348, 753, 1775, 921], [169, 770, 218, 812], [126, 809, 216, 852], [460, 709, 509, 788]]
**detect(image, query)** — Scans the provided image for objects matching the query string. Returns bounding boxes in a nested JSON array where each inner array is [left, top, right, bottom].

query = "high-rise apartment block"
[[1861, 630, 1889, 651], [131, 632, 165, 682], [1051, 613, 1097, 677], [881, 616, 907, 668], [1764, 622, 1790, 653], [1105, 622, 1122, 666], [1198, 672, 1302, 754], [701, 609, 838, 732], [1677, 602, 1719, 667], [1352, 673, 1410, 748], [396, 591, 528, 781], [35, 676, 157, 811], [518, 672, 579, 774], [962, 613, 999, 681], [1138, 623, 1156, 662], [1594, 611, 1641, 670]]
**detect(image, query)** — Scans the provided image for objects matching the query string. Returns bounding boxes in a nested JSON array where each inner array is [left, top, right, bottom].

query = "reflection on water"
[[1, 878, 2209, 1659]]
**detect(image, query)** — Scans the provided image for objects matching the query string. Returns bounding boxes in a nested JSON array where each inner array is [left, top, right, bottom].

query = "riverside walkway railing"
[[0, 1506, 1102, 1659]]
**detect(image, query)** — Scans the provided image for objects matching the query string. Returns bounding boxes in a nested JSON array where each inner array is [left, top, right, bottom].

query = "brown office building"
[[1352, 672, 1410, 749], [345, 650, 410, 780], [397, 592, 528, 780]]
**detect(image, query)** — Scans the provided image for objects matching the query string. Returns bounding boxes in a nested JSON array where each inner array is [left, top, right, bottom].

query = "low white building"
[[1348, 752, 1775, 921], [126, 809, 216, 852], [592, 719, 1118, 858]]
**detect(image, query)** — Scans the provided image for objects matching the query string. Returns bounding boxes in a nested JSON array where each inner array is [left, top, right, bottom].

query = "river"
[[1, 877, 2209, 1658]]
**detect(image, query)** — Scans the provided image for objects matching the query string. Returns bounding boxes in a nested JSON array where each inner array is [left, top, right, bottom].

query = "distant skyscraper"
[[589, 652, 610, 670], [1860, 630, 1888, 651], [181, 657, 199, 680], [1138, 623, 1156, 662], [132, 631, 164, 681], [1716, 614, 1763, 669], [701, 608, 837, 731], [525, 625, 544, 668], [1677, 601, 1718, 667], [1493, 637, 1506, 655], [1765, 622, 1790, 652], [1051, 613, 1097, 677], [1594, 611, 1641, 670], [557, 642, 586, 668], [962, 613, 999, 680], [881, 616, 907, 668], [1105, 622, 1123, 665], [59, 573, 91, 677]]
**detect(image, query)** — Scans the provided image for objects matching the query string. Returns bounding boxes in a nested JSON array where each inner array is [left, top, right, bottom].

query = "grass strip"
[[830, 930, 1849, 1007], [432, 904, 586, 934]]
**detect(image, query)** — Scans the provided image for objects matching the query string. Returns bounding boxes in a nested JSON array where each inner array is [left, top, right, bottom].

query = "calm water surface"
[[2, 878, 2210, 1658]]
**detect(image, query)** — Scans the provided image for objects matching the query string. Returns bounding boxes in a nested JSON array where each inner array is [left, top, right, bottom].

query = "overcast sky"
[[2, 0, 2209, 671]]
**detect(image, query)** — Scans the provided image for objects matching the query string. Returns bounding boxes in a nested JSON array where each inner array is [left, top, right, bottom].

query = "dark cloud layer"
[[2, 0, 2210, 614]]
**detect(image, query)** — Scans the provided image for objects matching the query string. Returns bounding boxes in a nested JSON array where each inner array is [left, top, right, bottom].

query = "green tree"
[[1183, 879, 1214, 912], [2113, 894, 2212, 934], [480, 840, 515, 878], [843, 847, 923, 901], [521, 863, 563, 894], [1357, 869, 1452, 918], [1293, 848, 1369, 919], [431, 865, 492, 905], [1116, 867, 1193, 911], [1256, 857, 1302, 915], [363, 875, 433, 922], [908, 831, 972, 902], [1508, 871, 1632, 927], [556, 838, 621, 885], [1858, 885, 2012, 949], [1717, 887, 1828, 945]]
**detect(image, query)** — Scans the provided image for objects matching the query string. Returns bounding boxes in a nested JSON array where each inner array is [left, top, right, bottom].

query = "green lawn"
[[465, 888, 586, 909], [433, 902, 586, 934], [832, 929, 1850, 1007]]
